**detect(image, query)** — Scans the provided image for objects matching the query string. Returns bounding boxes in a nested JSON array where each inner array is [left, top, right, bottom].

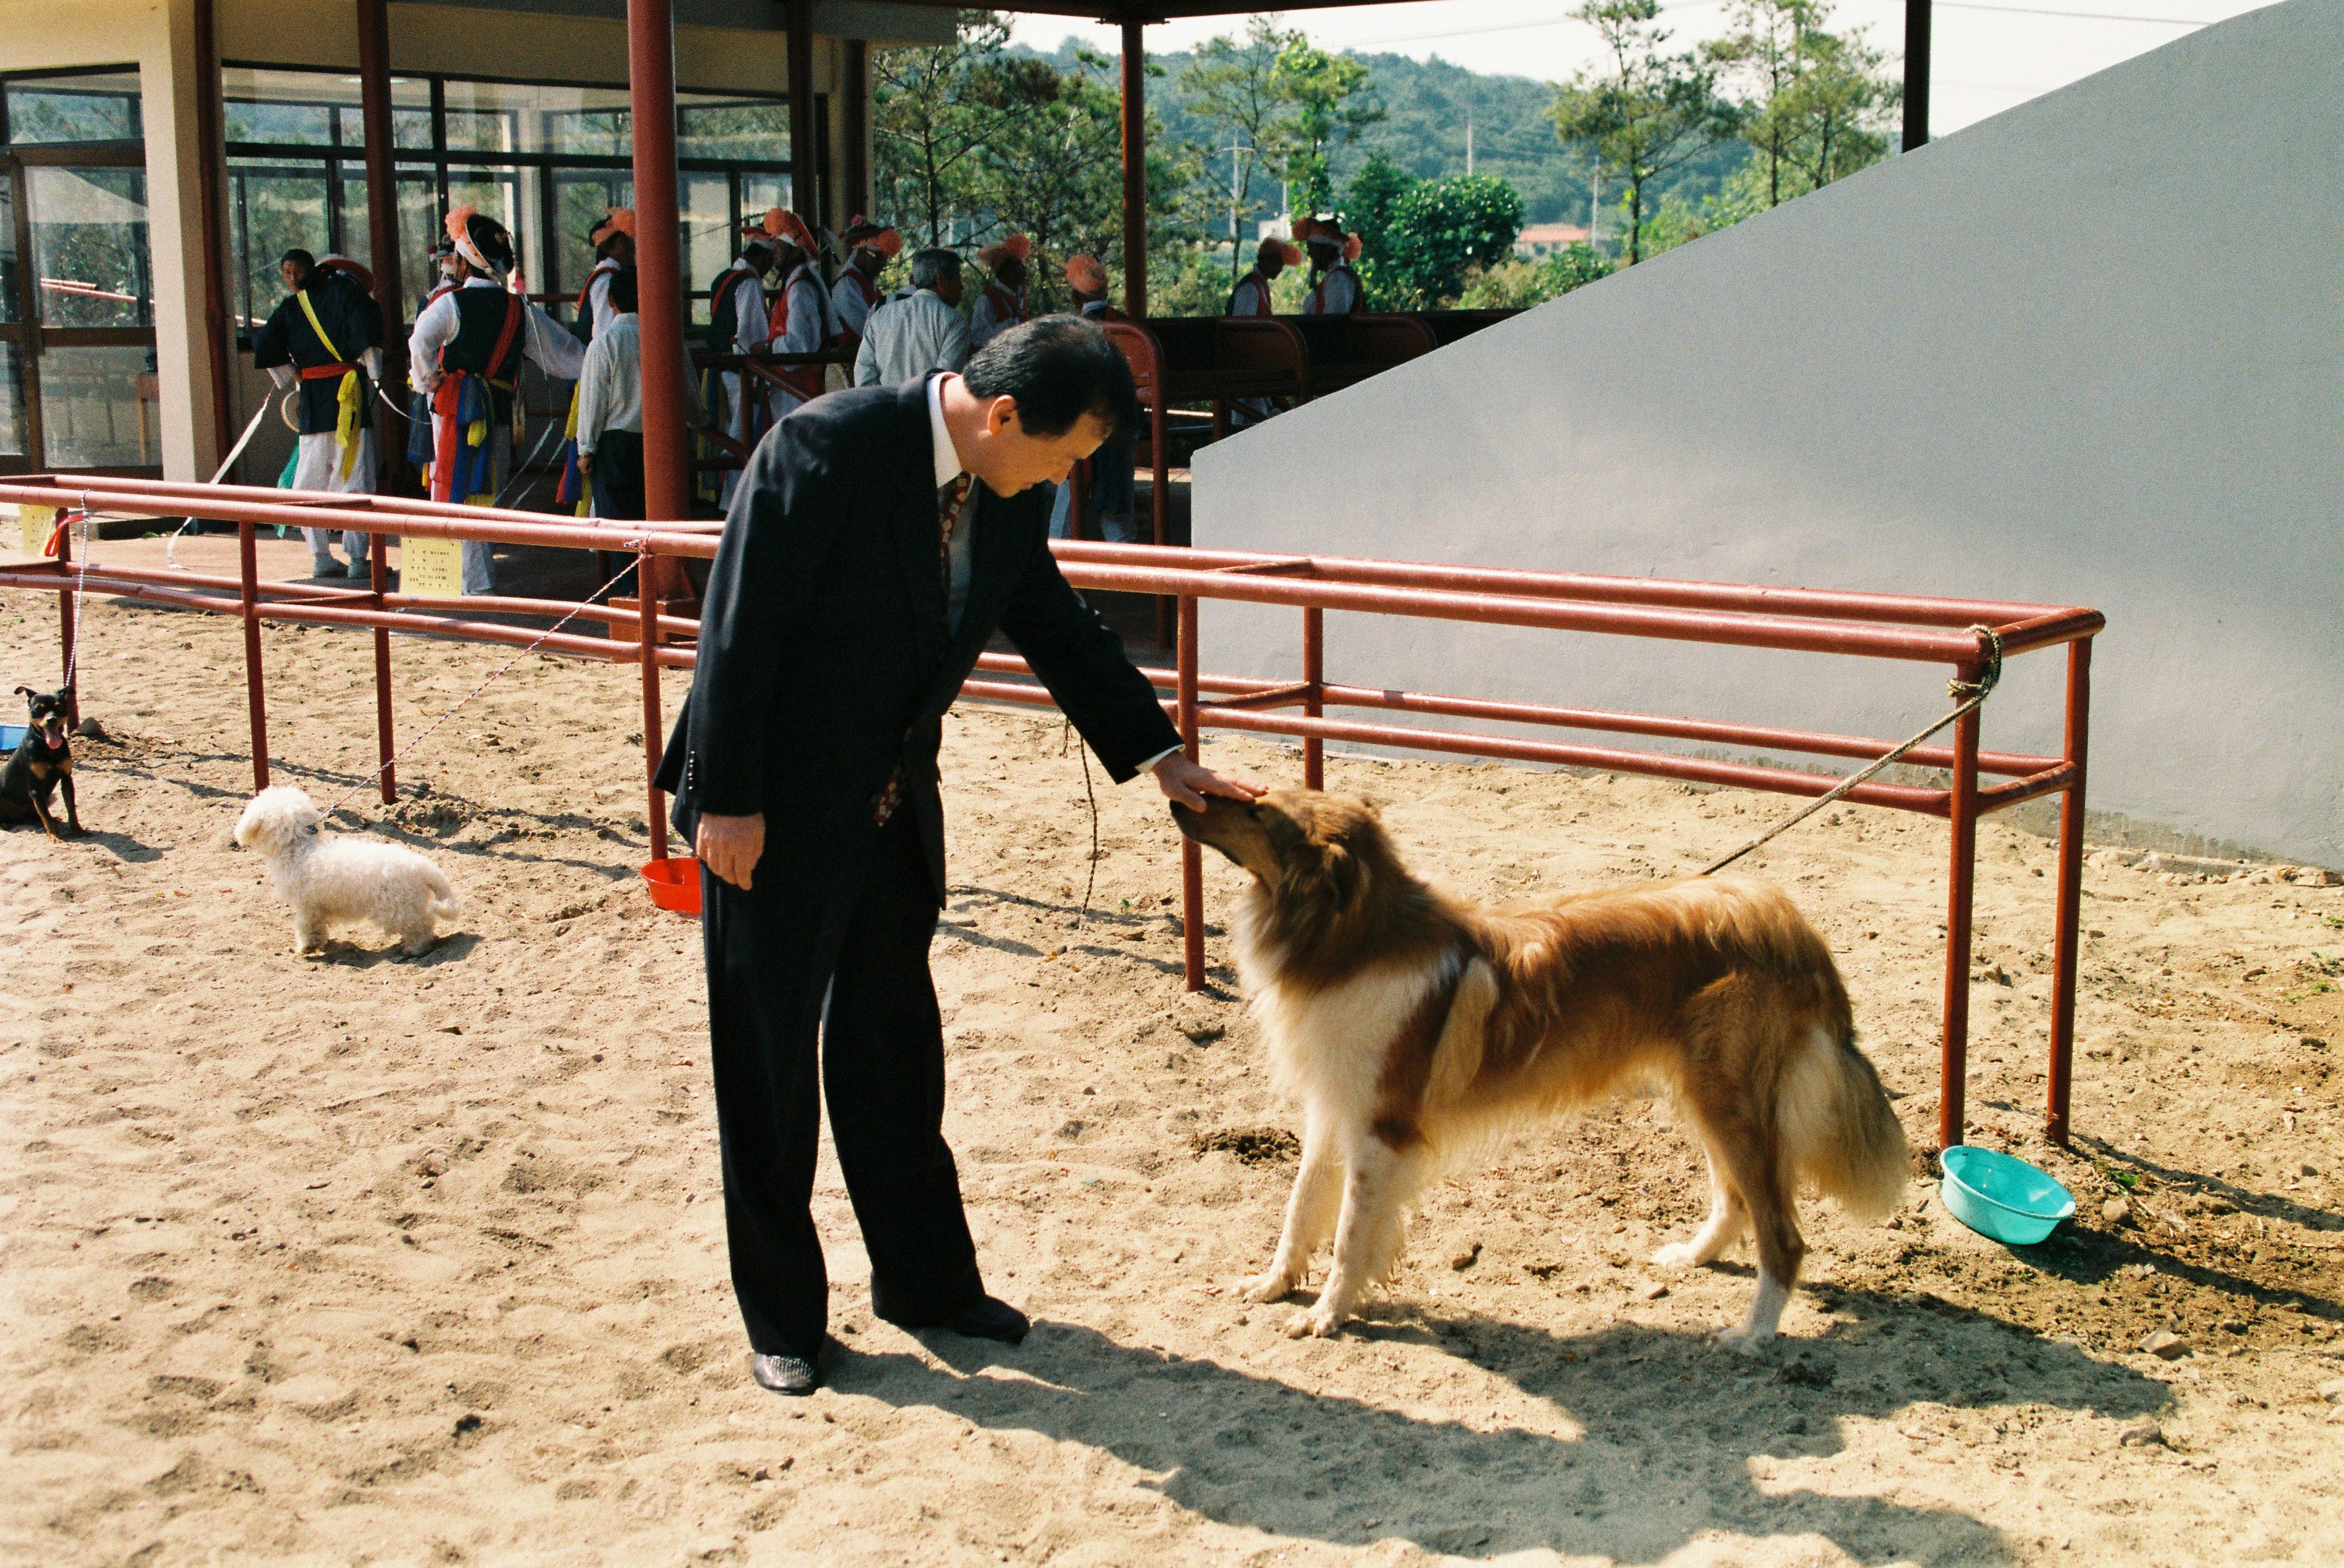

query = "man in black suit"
[[656, 317, 1257, 1396]]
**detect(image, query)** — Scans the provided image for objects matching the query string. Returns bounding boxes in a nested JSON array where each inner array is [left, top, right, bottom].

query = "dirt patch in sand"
[[3, 590, 2342, 1566]]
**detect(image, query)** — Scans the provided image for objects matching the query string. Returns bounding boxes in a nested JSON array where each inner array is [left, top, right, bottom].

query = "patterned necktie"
[[872, 473, 978, 829], [937, 472, 973, 595]]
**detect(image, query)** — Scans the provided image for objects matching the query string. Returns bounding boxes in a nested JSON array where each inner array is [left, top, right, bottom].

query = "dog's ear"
[[13, 686, 30, 699], [57, 685, 72, 700]]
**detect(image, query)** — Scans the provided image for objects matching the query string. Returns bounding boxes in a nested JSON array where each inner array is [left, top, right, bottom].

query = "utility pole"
[[1466, 108, 1475, 177], [1222, 140, 1254, 290], [1587, 155, 1603, 254]]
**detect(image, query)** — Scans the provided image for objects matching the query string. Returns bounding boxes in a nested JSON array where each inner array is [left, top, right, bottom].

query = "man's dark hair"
[[281, 248, 316, 272], [962, 316, 1142, 442], [607, 264, 638, 314]]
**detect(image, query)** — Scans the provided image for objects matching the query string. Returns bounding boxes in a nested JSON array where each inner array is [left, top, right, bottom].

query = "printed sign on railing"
[[401, 536, 464, 600]]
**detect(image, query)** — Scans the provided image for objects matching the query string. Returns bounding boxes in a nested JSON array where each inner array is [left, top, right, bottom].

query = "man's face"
[[971, 402, 1113, 497], [611, 232, 636, 267], [933, 270, 964, 308], [1260, 250, 1286, 281], [852, 245, 883, 275], [281, 258, 309, 293], [997, 257, 1026, 290]]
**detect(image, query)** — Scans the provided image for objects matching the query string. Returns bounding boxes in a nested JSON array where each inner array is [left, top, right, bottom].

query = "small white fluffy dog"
[[235, 785, 459, 957]]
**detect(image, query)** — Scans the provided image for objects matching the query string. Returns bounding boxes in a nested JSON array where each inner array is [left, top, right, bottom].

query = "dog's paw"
[[1285, 1302, 1347, 1339], [1714, 1322, 1776, 1356], [1650, 1241, 1703, 1269], [1239, 1268, 1301, 1305]]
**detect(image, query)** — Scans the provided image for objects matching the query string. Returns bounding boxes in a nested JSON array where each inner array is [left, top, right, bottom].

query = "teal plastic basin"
[[1940, 1145, 2075, 1245]]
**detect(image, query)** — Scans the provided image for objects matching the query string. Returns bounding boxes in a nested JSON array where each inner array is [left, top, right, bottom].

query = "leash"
[[1696, 625, 2004, 877], [1060, 718, 1102, 929], [307, 552, 645, 830], [163, 398, 288, 569]]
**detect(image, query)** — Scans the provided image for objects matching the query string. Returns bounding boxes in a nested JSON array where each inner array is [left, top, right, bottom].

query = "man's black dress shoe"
[[942, 1296, 1029, 1344], [751, 1352, 822, 1395]]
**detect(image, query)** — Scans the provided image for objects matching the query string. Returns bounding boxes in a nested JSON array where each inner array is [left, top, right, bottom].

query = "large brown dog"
[[1173, 788, 1908, 1349]]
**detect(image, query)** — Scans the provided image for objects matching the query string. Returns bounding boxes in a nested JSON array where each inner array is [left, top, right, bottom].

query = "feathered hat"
[[976, 233, 1032, 271], [1260, 237, 1304, 268], [1294, 215, 1361, 261], [587, 208, 636, 247], [744, 207, 815, 254], [842, 215, 903, 259], [1064, 253, 1108, 295], [444, 205, 514, 275]]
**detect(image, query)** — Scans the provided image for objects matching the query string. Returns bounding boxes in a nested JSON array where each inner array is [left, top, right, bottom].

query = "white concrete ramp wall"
[[1190, 0, 2342, 867]]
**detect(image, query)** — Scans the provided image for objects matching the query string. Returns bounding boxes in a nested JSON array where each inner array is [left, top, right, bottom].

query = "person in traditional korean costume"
[[1225, 237, 1300, 428], [1295, 216, 1365, 316], [406, 207, 587, 593], [970, 234, 1032, 349], [252, 247, 384, 577], [830, 217, 900, 360]]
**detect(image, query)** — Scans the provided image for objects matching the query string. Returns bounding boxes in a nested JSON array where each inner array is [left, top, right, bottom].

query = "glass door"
[[6, 144, 158, 475]]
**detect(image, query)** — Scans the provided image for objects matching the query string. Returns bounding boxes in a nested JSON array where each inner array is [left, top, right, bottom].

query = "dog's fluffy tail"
[[1778, 1014, 1909, 1224], [423, 863, 460, 918]]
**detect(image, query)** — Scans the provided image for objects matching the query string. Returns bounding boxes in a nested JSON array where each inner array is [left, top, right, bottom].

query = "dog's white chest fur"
[[1236, 899, 1453, 1120]]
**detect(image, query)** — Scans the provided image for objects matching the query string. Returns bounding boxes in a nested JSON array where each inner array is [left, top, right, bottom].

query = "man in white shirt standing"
[[707, 217, 782, 507], [406, 207, 587, 593], [854, 248, 970, 388], [759, 208, 833, 425], [576, 265, 705, 587]]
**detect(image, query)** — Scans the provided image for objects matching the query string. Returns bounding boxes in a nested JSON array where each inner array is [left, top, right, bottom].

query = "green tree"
[[1548, 0, 1735, 264], [1703, 0, 1896, 221], [1269, 40, 1382, 217], [872, 12, 1021, 249], [1179, 17, 1302, 288], [1456, 241, 1614, 307], [1343, 151, 1416, 303], [1379, 174, 1524, 310]]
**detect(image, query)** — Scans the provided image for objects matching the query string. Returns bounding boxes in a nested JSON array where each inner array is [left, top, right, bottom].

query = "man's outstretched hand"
[[697, 811, 765, 891], [1152, 752, 1263, 811]]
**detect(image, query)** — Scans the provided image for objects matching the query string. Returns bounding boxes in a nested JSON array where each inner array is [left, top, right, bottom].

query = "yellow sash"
[[295, 289, 364, 482]]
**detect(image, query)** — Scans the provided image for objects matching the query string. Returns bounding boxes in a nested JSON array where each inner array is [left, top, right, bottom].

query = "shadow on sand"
[[834, 1289, 2168, 1565]]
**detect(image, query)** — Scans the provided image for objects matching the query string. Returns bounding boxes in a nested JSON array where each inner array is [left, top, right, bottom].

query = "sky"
[[1008, 0, 2273, 139]]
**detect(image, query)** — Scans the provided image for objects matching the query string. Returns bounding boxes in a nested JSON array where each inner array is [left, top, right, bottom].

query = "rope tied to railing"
[[306, 550, 650, 831], [1697, 624, 2005, 877]]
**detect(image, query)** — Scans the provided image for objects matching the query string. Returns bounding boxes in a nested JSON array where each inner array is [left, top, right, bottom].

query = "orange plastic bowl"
[[640, 856, 703, 916]]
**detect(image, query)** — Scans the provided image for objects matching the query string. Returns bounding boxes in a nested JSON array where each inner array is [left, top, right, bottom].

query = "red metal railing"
[[0, 476, 2101, 1151]]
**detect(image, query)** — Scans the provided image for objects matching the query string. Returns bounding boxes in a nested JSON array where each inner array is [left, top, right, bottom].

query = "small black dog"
[[2, 685, 82, 839]]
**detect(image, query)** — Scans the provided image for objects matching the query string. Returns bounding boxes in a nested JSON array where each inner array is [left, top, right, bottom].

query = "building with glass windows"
[[0, 0, 946, 485]]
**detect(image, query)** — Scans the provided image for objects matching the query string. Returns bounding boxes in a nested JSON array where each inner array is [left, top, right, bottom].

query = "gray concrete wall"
[[1191, 0, 2342, 867]]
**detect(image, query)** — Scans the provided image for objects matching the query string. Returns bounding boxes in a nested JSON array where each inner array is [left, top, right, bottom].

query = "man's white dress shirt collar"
[[927, 373, 965, 490]]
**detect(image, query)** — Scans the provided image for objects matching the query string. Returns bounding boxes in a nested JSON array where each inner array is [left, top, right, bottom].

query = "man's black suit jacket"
[[654, 378, 1182, 910]]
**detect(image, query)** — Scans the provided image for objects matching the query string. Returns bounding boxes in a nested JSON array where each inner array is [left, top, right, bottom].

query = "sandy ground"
[[4, 585, 2342, 1568]]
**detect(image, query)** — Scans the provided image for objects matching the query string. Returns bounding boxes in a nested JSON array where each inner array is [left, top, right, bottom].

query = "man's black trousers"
[[699, 810, 984, 1358], [589, 428, 645, 590]]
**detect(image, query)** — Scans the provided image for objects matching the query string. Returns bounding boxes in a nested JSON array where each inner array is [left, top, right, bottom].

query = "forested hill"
[[1021, 39, 1749, 226]]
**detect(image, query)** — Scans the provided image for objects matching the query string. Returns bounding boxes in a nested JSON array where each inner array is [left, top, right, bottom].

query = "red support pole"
[[2045, 637, 2092, 1146], [359, 0, 401, 799], [56, 516, 76, 725], [1939, 660, 1982, 1149], [628, 0, 690, 606], [1120, 21, 1147, 320], [356, 0, 409, 499], [639, 542, 668, 864], [237, 519, 270, 791], [1179, 592, 1202, 990], [785, 0, 820, 233], [190, 0, 236, 471], [1302, 606, 1323, 790]]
